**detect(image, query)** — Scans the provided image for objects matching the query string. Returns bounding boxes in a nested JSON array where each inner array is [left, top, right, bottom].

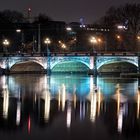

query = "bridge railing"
[[0, 52, 140, 57]]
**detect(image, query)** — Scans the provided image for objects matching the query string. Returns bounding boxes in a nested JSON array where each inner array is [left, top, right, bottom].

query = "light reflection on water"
[[0, 74, 139, 140]]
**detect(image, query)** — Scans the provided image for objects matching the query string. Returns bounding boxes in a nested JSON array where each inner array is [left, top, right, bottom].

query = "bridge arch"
[[51, 61, 90, 73], [96, 56, 138, 70], [50, 56, 91, 70], [10, 61, 45, 73], [97, 60, 137, 73]]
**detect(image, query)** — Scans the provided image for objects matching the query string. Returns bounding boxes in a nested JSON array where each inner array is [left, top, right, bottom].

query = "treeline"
[[0, 3, 140, 52]]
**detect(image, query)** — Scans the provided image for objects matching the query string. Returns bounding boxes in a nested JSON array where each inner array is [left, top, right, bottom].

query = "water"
[[0, 74, 140, 140]]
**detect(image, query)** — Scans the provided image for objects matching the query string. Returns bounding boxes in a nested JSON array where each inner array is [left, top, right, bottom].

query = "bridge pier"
[[93, 56, 97, 76], [138, 56, 140, 73]]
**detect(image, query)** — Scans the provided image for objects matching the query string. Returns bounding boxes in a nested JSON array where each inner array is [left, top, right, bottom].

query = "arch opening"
[[10, 61, 45, 74], [52, 61, 89, 73], [98, 62, 137, 74]]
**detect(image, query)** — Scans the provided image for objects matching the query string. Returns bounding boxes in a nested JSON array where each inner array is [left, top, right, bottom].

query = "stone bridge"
[[0, 52, 139, 74]]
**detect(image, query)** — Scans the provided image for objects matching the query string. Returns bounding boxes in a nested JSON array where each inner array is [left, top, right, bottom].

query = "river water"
[[0, 74, 140, 140]]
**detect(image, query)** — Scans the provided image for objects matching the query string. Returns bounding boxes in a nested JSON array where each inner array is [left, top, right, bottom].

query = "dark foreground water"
[[0, 74, 140, 140]]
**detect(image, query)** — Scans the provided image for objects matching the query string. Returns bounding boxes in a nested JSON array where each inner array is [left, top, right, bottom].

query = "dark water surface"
[[0, 74, 140, 140]]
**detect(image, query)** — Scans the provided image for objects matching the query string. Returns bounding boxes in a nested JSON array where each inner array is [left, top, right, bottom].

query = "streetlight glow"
[[137, 36, 140, 40], [116, 35, 121, 40], [44, 38, 51, 45], [16, 29, 21, 33], [66, 27, 72, 31], [3, 39, 10, 46], [90, 36, 97, 44]]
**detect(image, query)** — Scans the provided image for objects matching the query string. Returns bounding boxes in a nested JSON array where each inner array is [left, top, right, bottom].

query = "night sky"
[[0, 0, 140, 23]]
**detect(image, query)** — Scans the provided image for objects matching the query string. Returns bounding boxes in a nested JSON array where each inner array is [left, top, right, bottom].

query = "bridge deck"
[[0, 52, 140, 57]]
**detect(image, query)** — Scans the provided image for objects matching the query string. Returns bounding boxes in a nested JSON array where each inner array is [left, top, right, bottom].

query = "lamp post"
[[2, 39, 10, 54], [16, 29, 25, 53], [44, 37, 51, 75], [58, 40, 67, 52], [44, 38, 51, 55], [137, 36, 140, 52], [90, 36, 97, 53]]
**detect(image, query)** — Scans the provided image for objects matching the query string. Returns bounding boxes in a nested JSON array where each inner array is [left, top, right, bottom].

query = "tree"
[[33, 13, 52, 24], [0, 10, 26, 23], [99, 3, 140, 51]]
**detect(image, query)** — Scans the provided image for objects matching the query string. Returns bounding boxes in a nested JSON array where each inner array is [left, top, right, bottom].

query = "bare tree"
[[100, 3, 140, 51]]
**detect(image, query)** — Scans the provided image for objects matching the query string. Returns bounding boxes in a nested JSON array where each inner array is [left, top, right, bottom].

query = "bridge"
[[0, 52, 140, 74]]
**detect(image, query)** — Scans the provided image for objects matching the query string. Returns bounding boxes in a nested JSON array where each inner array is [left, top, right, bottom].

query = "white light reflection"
[[62, 84, 66, 111], [90, 76, 94, 94], [66, 102, 72, 128], [16, 102, 21, 125], [73, 94, 77, 109], [118, 106, 123, 133], [3, 84, 9, 119], [58, 88, 61, 110], [73, 86, 77, 109], [90, 93, 97, 122], [44, 89, 51, 122], [90, 56, 94, 69], [113, 84, 127, 134], [137, 89, 140, 118], [97, 87, 102, 116], [16, 89, 21, 125]]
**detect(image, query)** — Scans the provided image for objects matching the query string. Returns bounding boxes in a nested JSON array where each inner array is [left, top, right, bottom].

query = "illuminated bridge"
[[0, 52, 140, 74]]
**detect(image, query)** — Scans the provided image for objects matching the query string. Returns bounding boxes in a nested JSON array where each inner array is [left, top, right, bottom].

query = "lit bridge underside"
[[0, 52, 139, 74]]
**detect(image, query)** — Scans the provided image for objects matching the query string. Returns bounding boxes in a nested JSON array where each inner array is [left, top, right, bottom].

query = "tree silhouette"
[[100, 3, 140, 51]]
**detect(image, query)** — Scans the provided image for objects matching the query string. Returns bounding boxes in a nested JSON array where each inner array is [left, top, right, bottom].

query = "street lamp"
[[44, 38, 51, 46], [44, 38, 51, 54], [16, 29, 21, 33], [116, 35, 121, 40], [16, 29, 25, 53], [89, 36, 98, 53], [2, 39, 10, 53], [137, 36, 140, 41], [58, 40, 67, 52], [44, 37, 51, 75]]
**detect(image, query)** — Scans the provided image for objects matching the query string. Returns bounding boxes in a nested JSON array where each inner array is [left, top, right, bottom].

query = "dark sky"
[[0, 0, 140, 23]]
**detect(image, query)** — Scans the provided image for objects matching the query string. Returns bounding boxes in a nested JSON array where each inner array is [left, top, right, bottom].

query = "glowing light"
[[58, 89, 61, 110], [61, 44, 67, 49], [44, 38, 51, 45], [90, 76, 94, 94], [66, 105, 72, 128], [16, 29, 21, 33], [3, 85, 9, 119], [97, 38, 102, 43], [28, 115, 31, 134], [90, 36, 97, 44], [116, 35, 121, 41], [73, 93, 77, 109], [62, 84, 66, 111], [137, 36, 140, 40], [66, 27, 72, 31], [44, 90, 50, 122], [137, 90, 140, 118], [16, 102, 21, 125], [3, 39, 10, 46], [90, 93, 97, 122], [97, 87, 102, 116], [28, 8, 31, 12], [117, 25, 127, 30], [90, 56, 94, 69], [116, 85, 121, 116], [118, 107, 123, 133]]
